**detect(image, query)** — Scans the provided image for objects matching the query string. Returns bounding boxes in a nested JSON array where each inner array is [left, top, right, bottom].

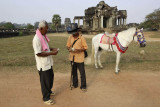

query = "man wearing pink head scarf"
[[33, 20, 58, 105]]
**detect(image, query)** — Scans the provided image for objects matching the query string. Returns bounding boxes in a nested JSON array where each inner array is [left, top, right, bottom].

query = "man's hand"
[[50, 48, 58, 51], [51, 49, 58, 55], [37, 49, 58, 57], [66, 47, 85, 53], [67, 47, 72, 52]]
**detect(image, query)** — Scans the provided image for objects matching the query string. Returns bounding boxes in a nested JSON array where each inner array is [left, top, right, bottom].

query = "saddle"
[[100, 33, 115, 44]]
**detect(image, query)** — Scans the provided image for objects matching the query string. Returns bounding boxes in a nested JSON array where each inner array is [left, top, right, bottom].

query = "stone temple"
[[73, 1, 127, 31]]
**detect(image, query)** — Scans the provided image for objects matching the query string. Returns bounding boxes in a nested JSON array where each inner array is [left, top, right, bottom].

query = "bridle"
[[133, 31, 138, 41], [133, 30, 142, 40]]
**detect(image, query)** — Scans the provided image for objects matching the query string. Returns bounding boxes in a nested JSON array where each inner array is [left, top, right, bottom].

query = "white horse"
[[91, 27, 146, 74]]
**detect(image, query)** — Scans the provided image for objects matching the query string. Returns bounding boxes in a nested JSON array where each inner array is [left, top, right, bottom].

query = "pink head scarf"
[[36, 29, 50, 51]]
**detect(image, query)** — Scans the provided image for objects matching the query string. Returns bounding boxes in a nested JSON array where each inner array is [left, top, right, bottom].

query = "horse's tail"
[[91, 38, 95, 64]]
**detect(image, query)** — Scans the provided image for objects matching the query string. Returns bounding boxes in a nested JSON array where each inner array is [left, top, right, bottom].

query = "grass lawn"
[[144, 31, 160, 38], [0, 32, 160, 72]]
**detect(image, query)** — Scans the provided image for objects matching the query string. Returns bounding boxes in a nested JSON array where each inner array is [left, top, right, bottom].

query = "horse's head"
[[134, 28, 146, 47]]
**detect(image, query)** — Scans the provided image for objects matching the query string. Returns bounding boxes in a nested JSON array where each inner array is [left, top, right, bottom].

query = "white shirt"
[[32, 34, 53, 71]]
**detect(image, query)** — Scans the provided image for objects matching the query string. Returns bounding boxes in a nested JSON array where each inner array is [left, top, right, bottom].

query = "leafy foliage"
[[52, 14, 61, 31], [0, 22, 15, 29], [26, 23, 34, 29], [139, 8, 160, 30]]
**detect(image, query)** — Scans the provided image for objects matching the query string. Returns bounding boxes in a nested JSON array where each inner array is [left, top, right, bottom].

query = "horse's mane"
[[118, 27, 136, 37]]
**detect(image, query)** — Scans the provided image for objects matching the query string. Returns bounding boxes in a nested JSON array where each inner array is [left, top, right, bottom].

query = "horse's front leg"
[[115, 52, 121, 74], [98, 51, 103, 68]]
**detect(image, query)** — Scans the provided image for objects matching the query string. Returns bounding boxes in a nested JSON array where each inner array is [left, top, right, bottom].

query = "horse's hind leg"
[[97, 50, 103, 68], [115, 52, 121, 74], [94, 47, 99, 69]]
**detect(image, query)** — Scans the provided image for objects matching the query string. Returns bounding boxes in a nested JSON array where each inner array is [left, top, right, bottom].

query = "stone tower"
[[64, 18, 71, 29]]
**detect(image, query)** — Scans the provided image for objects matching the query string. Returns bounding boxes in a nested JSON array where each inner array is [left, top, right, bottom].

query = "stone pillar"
[[120, 18, 122, 25], [121, 18, 123, 25], [93, 17, 96, 30], [122, 18, 124, 25], [78, 19, 80, 27], [83, 18, 86, 28], [92, 16, 98, 30], [118, 18, 120, 26], [94, 16, 99, 29], [101, 16, 103, 28], [91, 20, 93, 28], [73, 19, 75, 23], [114, 18, 117, 26], [98, 17, 101, 28], [109, 17, 113, 28], [124, 18, 126, 25]]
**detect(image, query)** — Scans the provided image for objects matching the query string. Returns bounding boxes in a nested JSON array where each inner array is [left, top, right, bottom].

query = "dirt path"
[[0, 68, 160, 107]]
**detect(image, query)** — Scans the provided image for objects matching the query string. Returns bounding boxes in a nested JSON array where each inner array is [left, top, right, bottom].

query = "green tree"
[[3, 22, 15, 29], [52, 14, 61, 32], [139, 8, 160, 30], [27, 23, 34, 29]]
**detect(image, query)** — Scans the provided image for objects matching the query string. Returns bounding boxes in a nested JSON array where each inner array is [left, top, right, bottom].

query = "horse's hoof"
[[95, 66, 99, 69], [100, 66, 103, 69], [115, 72, 118, 75], [118, 69, 120, 72]]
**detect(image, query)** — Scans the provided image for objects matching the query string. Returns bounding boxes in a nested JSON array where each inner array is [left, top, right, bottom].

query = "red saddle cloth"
[[100, 34, 115, 45]]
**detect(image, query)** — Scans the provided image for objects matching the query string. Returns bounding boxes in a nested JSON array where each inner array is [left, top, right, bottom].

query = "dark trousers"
[[38, 67, 54, 101], [71, 62, 86, 89]]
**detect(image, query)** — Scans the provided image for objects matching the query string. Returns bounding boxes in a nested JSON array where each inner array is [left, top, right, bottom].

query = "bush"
[[19, 31, 24, 36]]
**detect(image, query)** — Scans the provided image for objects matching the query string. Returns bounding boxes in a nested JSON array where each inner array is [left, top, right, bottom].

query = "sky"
[[0, 0, 160, 25]]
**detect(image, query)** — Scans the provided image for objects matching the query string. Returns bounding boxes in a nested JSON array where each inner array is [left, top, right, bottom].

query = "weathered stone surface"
[[73, 1, 127, 32]]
